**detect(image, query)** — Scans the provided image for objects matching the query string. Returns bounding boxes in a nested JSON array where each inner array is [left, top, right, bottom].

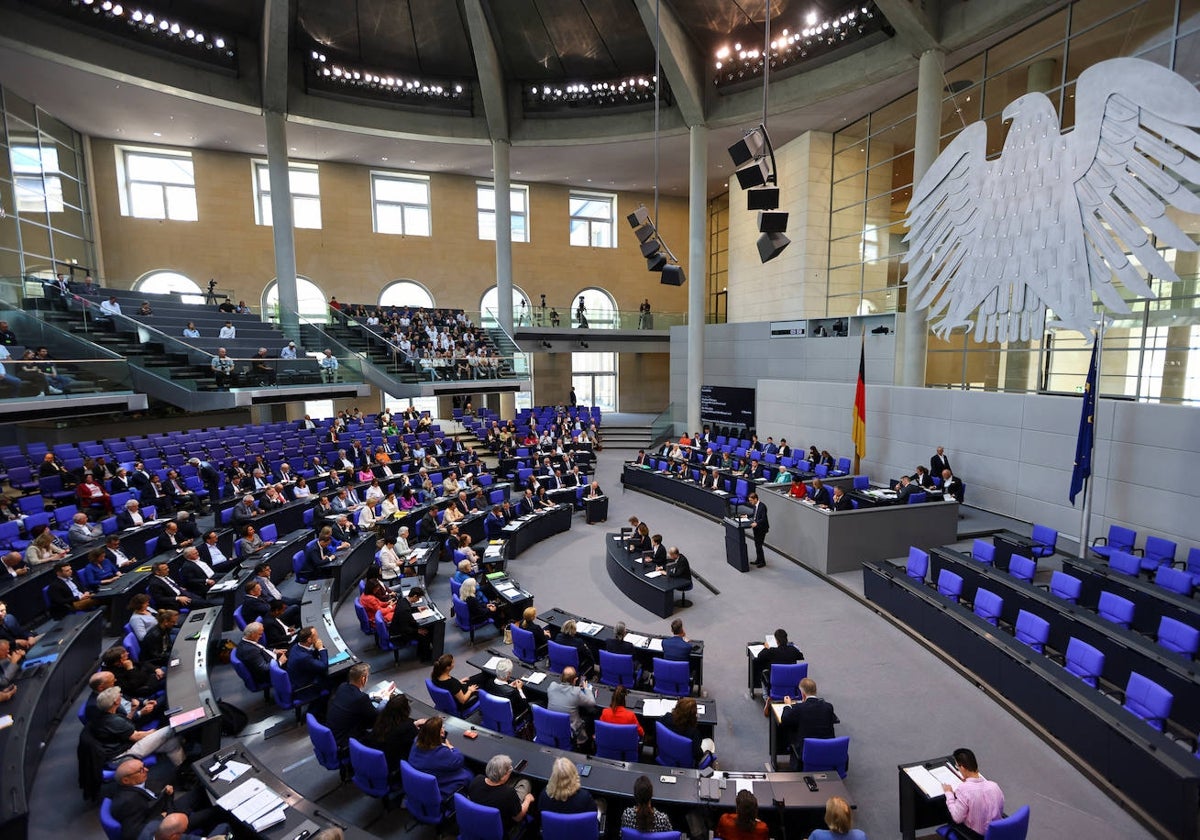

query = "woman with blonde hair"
[[538, 756, 596, 814], [807, 796, 865, 840], [26, 529, 67, 566]]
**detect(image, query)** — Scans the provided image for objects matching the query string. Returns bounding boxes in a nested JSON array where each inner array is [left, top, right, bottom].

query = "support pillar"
[[686, 124, 707, 433], [264, 111, 299, 339], [900, 49, 943, 388], [1162, 250, 1197, 401], [493, 140, 514, 336]]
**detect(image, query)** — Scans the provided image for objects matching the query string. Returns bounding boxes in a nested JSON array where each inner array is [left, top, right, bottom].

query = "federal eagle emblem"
[[903, 58, 1200, 343]]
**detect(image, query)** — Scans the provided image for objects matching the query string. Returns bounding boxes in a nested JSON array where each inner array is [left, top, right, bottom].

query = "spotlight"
[[747, 187, 779, 211], [660, 265, 686, 286], [757, 211, 789, 233], [757, 231, 791, 263]]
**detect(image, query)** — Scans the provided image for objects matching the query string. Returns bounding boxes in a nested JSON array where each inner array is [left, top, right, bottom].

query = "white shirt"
[[206, 544, 228, 566], [0, 344, 9, 375], [191, 558, 216, 578], [219, 325, 236, 338], [183, 328, 200, 338], [100, 300, 122, 315], [280, 345, 298, 359]]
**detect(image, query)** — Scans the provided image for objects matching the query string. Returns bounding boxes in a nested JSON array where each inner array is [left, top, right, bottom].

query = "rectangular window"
[[372, 172, 431, 236], [569, 191, 616, 248], [254, 160, 322, 229], [477, 183, 529, 242], [117, 148, 197, 220], [10, 144, 64, 214]]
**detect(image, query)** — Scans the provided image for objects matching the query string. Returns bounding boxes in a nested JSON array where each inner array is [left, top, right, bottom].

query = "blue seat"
[[1047, 571, 1082, 605], [936, 805, 1030, 840], [509, 624, 541, 665], [307, 712, 349, 779], [1107, 550, 1140, 577], [232, 604, 249, 631], [852, 475, 869, 490], [1177, 546, 1200, 589], [767, 662, 809, 701], [1097, 591, 1135, 630], [349, 737, 398, 804], [352, 598, 372, 635], [906, 547, 929, 583], [907, 491, 927, 505], [269, 659, 309, 722], [971, 539, 995, 566], [1008, 555, 1036, 584], [1063, 638, 1105, 688], [426, 677, 480, 718], [801, 735, 850, 778], [1013, 610, 1050, 654], [455, 792, 505, 840], [292, 549, 308, 584], [547, 640, 580, 674], [1123, 672, 1173, 731], [375, 613, 403, 664], [728, 478, 750, 514], [1154, 565, 1193, 597], [1156, 616, 1200, 658], [651, 658, 690, 697], [1092, 525, 1136, 559], [1028, 524, 1058, 558], [531, 705, 573, 749], [478, 690, 519, 735], [451, 593, 494, 643], [544, 810, 600, 840], [594, 720, 640, 762], [936, 569, 964, 602], [655, 720, 712, 769], [972, 588, 1003, 626], [599, 649, 637, 688], [230, 647, 271, 699], [99, 798, 122, 840], [122, 631, 141, 662], [400, 759, 455, 830], [621, 830, 682, 840], [1141, 536, 1177, 573]]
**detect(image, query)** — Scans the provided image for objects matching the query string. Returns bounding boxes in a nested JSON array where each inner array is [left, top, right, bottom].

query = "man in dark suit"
[[301, 533, 337, 580], [632, 449, 649, 466], [893, 475, 917, 503], [749, 491, 769, 567], [745, 458, 763, 480], [240, 580, 273, 625], [700, 467, 720, 490], [778, 439, 792, 459], [330, 514, 358, 544], [147, 560, 213, 610], [115, 499, 147, 530], [285, 626, 330, 703], [930, 446, 951, 478], [262, 600, 297, 649], [485, 506, 507, 540], [606, 621, 639, 656], [177, 547, 219, 594], [753, 628, 805, 693], [941, 469, 964, 504], [779, 677, 838, 770], [197, 530, 236, 573], [230, 494, 260, 528], [660, 617, 693, 661], [164, 469, 199, 513], [809, 478, 832, 507], [103, 534, 137, 569], [109, 757, 224, 840], [830, 486, 854, 511], [326, 662, 378, 749], [388, 587, 433, 661], [46, 561, 97, 619], [518, 489, 537, 517], [236, 621, 285, 685]]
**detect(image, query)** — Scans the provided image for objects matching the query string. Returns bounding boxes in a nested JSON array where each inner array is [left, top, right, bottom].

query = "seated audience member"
[[660, 617, 693, 661], [431, 653, 483, 713], [47, 560, 97, 618], [664, 697, 715, 766], [489, 657, 531, 729], [716, 790, 770, 840], [407, 716, 474, 798], [754, 627, 805, 693], [365, 693, 421, 776], [620, 775, 674, 832], [553, 619, 595, 677], [538, 756, 597, 815], [139, 610, 178, 668], [326, 662, 378, 750], [236, 621, 286, 686], [599, 684, 643, 737], [808, 795, 867, 840], [546, 666, 597, 749], [88, 685, 186, 766], [779, 677, 838, 770], [516, 606, 550, 657], [466, 753, 536, 831]]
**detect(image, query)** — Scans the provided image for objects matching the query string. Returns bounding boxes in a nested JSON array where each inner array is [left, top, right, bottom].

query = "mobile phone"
[[514, 759, 528, 773], [659, 774, 677, 784], [804, 775, 819, 792], [576, 764, 592, 777]]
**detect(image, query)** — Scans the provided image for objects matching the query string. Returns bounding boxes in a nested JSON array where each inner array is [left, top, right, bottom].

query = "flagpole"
[[1077, 318, 1104, 558]]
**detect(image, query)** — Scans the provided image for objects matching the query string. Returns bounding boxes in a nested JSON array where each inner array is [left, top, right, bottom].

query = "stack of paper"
[[625, 633, 650, 648], [524, 672, 548, 685], [413, 608, 435, 621], [216, 779, 286, 827], [576, 621, 603, 636], [647, 638, 664, 652], [484, 656, 504, 670], [216, 760, 251, 783], [903, 764, 946, 799], [641, 698, 677, 717], [644, 570, 665, 579], [747, 644, 765, 658]]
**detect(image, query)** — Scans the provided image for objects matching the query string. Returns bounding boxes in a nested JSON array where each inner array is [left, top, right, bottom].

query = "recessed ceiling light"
[[153, 132, 162, 137], [258, 143, 265, 147], [586, 178, 592, 182], [381, 156, 388, 161], [409, 159, 416, 164]]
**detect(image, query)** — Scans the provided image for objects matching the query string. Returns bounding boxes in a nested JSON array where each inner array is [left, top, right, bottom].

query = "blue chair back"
[[544, 810, 599, 840], [1029, 524, 1058, 557], [230, 647, 268, 693], [907, 491, 927, 504], [400, 759, 449, 826], [852, 475, 869, 490], [1094, 525, 1136, 557], [531, 705, 573, 749], [1097, 591, 1135, 629], [971, 539, 995, 566], [99, 798, 122, 840], [983, 804, 1030, 840], [594, 720, 640, 762], [352, 598, 371, 635], [349, 738, 392, 798], [621, 830, 682, 840], [233, 604, 249, 631], [972, 588, 1003, 626], [455, 792, 505, 840], [1108, 550, 1140, 577], [1123, 672, 1173, 731], [599, 650, 636, 687], [655, 720, 698, 768], [306, 713, 343, 771], [1048, 571, 1082, 605], [122, 631, 141, 662], [1008, 554, 1035, 583], [1156, 616, 1200, 657], [426, 678, 459, 716], [374, 613, 398, 657], [478, 690, 517, 735], [1154, 565, 1192, 596], [906, 547, 928, 583], [801, 735, 850, 778], [451, 594, 491, 640], [269, 660, 298, 709], [936, 569, 963, 602], [1141, 536, 1177, 571], [510, 624, 539, 664], [1014, 610, 1050, 653], [651, 658, 690, 697], [548, 640, 579, 673], [1063, 637, 1105, 688], [767, 662, 809, 701], [292, 549, 307, 583]]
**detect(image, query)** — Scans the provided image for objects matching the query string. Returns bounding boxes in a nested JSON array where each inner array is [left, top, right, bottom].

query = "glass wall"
[[0, 86, 95, 281], [828, 0, 1200, 403]]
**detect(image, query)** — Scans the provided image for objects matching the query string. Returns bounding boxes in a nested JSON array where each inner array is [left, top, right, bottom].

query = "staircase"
[[597, 413, 660, 449]]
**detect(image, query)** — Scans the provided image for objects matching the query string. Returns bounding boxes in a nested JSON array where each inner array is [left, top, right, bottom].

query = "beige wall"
[[618, 352, 668, 412], [89, 138, 691, 315]]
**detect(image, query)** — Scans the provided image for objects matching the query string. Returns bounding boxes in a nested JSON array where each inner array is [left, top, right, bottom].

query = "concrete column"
[[1004, 57, 1057, 392], [499, 392, 516, 418], [493, 140, 514, 335], [686, 124, 707, 432], [900, 49, 944, 387], [264, 111, 299, 338], [1162, 249, 1197, 401]]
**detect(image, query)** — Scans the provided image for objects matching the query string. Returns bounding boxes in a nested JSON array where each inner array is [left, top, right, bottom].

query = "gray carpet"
[[28, 446, 1152, 839]]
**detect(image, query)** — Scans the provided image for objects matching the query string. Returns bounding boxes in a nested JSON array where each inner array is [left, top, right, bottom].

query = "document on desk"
[[903, 764, 948, 799], [644, 570, 665, 578], [215, 778, 268, 811], [328, 650, 352, 665], [523, 672, 548, 685], [647, 637, 664, 652], [216, 760, 251, 783], [484, 655, 504, 670], [413, 608, 435, 621], [625, 633, 649, 648], [641, 698, 677, 717], [576, 621, 603, 635], [208, 580, 238, 593]]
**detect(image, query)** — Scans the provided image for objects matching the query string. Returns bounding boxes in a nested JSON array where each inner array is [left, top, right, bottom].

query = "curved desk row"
[[300, 580, 362, 681], [604, 533, 693, 619], [0, 611, 106, 839], [165, 606, 224, 755], [863, 560, 1199, 840], [498, 503, 573, 559], [1061, 555, 1200, 638]]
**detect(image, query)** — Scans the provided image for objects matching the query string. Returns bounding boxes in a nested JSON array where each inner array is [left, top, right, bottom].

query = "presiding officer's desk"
[[1061, 554, 1200, 637], [299, 579, 359, 680], [165, 606, 224, 755], [197, 743, 375, 840], [603, 532, 694, 619], [499, 503, 573, 558], [928, 545, 1200, 739], [539, 606, 705, 688], [465, 647, 718, 735], [863, 559, 1200, 840], [408, 697, 850, 839], [0, 611, 106, 839]]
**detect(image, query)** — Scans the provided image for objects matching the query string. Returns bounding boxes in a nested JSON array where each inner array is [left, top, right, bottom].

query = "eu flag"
[[1069, 339, 1100, 505]]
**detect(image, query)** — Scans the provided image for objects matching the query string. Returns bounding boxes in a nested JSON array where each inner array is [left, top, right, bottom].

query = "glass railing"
[[649, 402, 679, 446], [481, 308, 530, 377], [0, 305, 137, 397], [498, 304, 686, 331]]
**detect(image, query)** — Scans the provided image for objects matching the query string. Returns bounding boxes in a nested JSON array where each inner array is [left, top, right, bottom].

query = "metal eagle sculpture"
[[903, 58, 1200, 343]]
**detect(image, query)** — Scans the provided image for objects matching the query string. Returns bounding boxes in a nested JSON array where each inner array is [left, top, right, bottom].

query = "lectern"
[[724, 516, 750, 572], [585, 494, 608, 524]]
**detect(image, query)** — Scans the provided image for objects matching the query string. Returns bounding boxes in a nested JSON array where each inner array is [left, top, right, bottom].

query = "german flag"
[[852, 330, 867, 474]]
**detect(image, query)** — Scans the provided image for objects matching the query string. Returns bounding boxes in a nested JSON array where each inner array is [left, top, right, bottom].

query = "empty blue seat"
[[1047, 571, 1082, 605], [972, 588, 1003, 626], [1063, 637, 1105, 688], [972, 539, 995, 566], [1028, 524, 1058, 558], [1123, 672, 1173, 731], [1156, 616, 1200, 658], [1097, 591, 1135, 630], [1092, 525, 1136, 559], [1154, 565, 1193, 597], [905, 547, 928, 583], [1014, 610, 1050, 654], [1008, 555, 1036, 584], [1107, 550, 1140, 577], [1140, 536, 1178, 573], [936, 569, 963, 602]]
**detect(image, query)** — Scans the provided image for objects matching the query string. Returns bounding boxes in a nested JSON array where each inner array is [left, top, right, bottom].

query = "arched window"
[[262, 276, 327, 323], [479, 284, 531, 328], [379, 280, 435, 310], [572, 287, 618, 329], [134, 270, 205, 305]]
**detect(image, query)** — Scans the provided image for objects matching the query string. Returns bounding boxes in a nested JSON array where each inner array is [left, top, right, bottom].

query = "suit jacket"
[[485, 513, 506, 539], [552, 632, 594, 674], [666, 553, 691, 583], [115, 510, 145, 530], [197, 542, 234, 572], [231, 502, 259, 526], [810, 486, 832, 507], [68, 522, 101, 546], [263, 615, 295, 649], [518, 496, 537, 516], [241, 593, 272, 624], [831, 493, 854, 511], [301, 542, 336, 579], [649, 543, 667, 565], [752, 501, 770, 536], [490, 678, 530, 722], [47, 575, 85, 619], [660, 634, 693, 662], [236, 638, 275, 684], [930, 453, 951, 476], [389, 602, 422, 641], [285, 643, 329, 694], [146, 574, 191, 610], [779, 696, 837, 751], [895, 482, 917, 502], [177, 560, 214, 593], [110, 475, 132, 493], [326, 682, 378, 747], [754, 641, 805, 680], [331, 523, 358, 543], [943, 476, 964, 503], [110, 783, 169, 840], [128, 470, 153, 491]]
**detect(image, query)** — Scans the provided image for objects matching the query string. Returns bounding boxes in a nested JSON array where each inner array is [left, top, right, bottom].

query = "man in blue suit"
[[285, 625, 330, 704], [301, 533, 337, 580], [485, 505, 506, 540], [661, 618, 693, 661]]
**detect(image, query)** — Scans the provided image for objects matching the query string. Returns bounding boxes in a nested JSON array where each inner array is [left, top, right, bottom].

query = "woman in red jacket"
[[599, 684, 643, 737]]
